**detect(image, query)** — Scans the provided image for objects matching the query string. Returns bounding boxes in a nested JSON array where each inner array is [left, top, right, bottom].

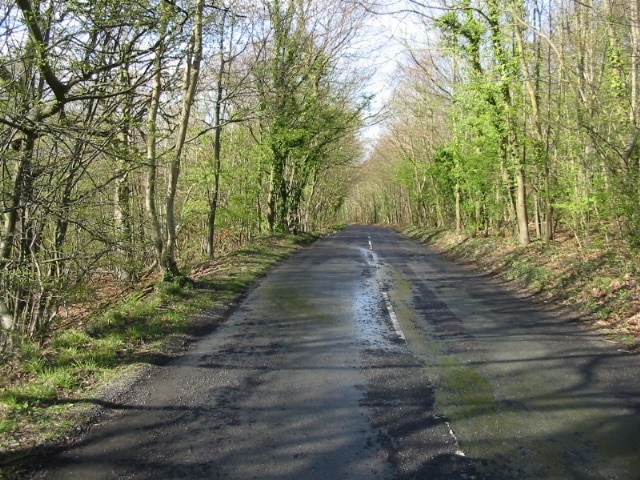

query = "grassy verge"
[[399, 226, 640, 352], [0, 233, 319, 476]]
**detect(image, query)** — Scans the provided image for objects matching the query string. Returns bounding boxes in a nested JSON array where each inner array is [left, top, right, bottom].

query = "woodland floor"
[[1, 225, 639, 477]]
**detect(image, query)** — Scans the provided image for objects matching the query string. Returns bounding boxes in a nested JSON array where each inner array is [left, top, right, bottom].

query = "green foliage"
[[354, 0, 640, 250], [0, 0, 367, 353], [504, 258, 551, 292], [254, 1, 364, 233], [20, 343, 47, 375], [432, 147, 456, 188], [436, 9, 485, 62]]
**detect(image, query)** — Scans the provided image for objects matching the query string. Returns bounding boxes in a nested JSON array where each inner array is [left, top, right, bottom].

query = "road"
[[26, 225, 640, 479]]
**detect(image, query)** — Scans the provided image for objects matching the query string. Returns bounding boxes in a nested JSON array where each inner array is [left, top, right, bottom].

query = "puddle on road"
[[349, 246, 398, 350]]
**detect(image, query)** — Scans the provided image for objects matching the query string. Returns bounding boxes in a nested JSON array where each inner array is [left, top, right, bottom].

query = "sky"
[[355, 2, 431, 150]]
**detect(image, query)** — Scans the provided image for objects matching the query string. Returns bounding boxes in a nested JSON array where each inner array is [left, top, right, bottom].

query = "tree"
[[0, 0, 158, 341], [205, 3, 253, 259], [253, 0, 369, 233], [437, 0, 530, 244], [161, 0, 206, 281]]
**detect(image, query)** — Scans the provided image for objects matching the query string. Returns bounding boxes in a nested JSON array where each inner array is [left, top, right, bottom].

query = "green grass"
[[503, 258, 552, 292]]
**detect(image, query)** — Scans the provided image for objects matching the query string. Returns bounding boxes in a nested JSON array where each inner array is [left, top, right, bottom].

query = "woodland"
[[1, 0, 640, 356]]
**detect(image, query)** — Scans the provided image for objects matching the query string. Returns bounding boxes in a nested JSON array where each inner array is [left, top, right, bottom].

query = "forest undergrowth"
[[400, 226, 640, 353]]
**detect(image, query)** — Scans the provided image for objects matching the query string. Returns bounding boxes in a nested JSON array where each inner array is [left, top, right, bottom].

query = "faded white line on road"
[[445, 421, 466, 457], [381, 291, 405, 342]]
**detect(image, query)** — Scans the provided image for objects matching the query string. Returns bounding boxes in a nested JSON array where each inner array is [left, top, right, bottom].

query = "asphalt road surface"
[[25, 225, 640, 479]]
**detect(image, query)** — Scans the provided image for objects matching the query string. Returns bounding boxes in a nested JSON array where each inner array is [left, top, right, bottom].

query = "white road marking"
[[381, 291, 405, 342], [445, 421, 466, 456], [366, 236, 461, 456]]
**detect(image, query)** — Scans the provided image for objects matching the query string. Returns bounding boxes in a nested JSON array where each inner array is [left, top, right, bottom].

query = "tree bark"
[[207, 10, 232, 259], [162, 0, 205, 280], [516, 165, 530, 245]]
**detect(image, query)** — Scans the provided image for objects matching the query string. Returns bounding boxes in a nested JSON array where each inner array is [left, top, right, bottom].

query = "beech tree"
[[204, 3, 254, 259], [436, 0, 531, 244], [161, 0, 206, 280]]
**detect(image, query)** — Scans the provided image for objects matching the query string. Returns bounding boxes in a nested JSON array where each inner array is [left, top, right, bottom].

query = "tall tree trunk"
[[145, 4, 168, 268], [114, 69, 135, 281], [207, 14, 230, 259], [162, 0, 205, 280], [516, 165, 530, 245], [114, 154, 133, 281], [0, 299, 14, 351], [207, 97, 223, 259], [455, 181, 462, 235], [0, 135, 34, 261], [488, 0, 529, 244], [632, 0, 640, 125], [512, 0, 552, 241], [266, 166, 277, 232]]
